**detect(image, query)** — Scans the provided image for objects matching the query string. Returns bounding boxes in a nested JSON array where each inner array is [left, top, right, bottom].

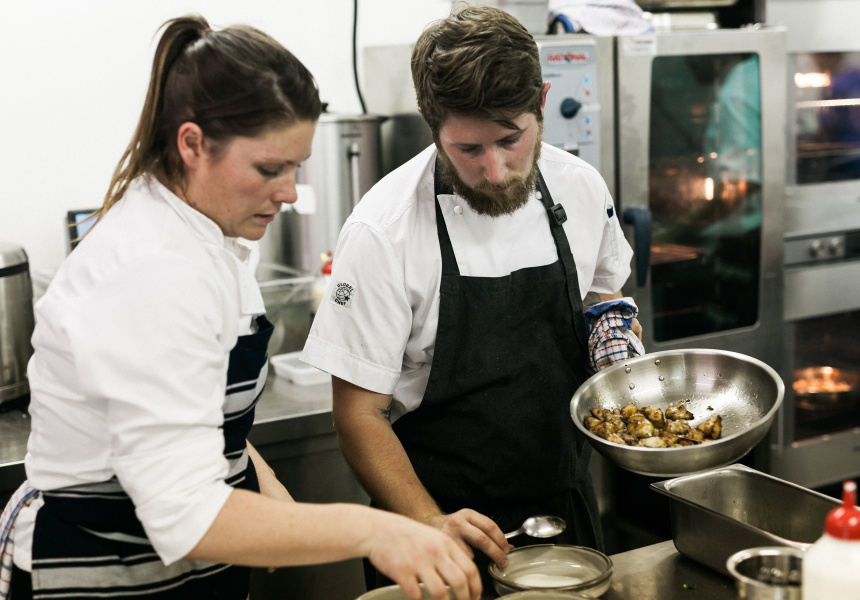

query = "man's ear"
[[540, 81, 552, 117], [176, 122, 206, 170]]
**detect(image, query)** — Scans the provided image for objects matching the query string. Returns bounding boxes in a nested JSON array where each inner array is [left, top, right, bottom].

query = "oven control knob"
[[809, 239, 824, 259], [560, 97, 583, 119], [828, 237, 843, 256]]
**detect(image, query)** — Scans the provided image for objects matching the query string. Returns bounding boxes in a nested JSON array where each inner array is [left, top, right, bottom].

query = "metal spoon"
[[504, 515, 566, 540]]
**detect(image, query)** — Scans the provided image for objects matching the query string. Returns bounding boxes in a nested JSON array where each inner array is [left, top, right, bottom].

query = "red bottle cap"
[[825, 480, 860, 540]]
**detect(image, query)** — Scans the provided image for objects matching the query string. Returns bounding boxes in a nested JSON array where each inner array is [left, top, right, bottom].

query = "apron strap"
[[536, 170, 589, 350], [433, 158, 461, 278]]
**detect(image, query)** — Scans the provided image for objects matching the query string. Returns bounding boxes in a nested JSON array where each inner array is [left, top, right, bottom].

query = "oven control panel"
[[537, 36, 603, 170], [784, 230, 860, 266]]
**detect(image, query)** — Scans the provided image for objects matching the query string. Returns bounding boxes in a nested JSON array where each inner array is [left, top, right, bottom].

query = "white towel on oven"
[[549, 0, 654, 35]]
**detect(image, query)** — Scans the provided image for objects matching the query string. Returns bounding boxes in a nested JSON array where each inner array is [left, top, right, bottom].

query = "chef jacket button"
[[454, 205, 463, 214], [536, 191, 543, 200]]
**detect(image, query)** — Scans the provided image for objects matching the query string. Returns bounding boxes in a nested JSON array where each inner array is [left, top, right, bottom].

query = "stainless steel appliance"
[[0, 243, 34, 407], [537, 27, 787, 371], [766, 0, 860, 489], [262, 113, 385, 274], [538, 35, 616, 195], [536, 26, 788, 552], [615, 27, 786, 370], [461, 0, 551, 34]]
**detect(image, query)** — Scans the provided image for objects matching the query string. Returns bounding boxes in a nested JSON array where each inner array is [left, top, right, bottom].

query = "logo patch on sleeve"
[[330, 281, 356, 308]]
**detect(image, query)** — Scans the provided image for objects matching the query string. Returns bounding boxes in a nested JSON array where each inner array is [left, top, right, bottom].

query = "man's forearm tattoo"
[[584, 291, 603, 309], [380, 401, 392, 421]]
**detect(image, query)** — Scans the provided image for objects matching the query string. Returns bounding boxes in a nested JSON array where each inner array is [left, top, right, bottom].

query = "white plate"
[[270, 352, 329, 386]]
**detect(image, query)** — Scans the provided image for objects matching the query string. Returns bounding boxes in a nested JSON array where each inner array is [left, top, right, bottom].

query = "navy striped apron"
[[24, 316, 274, 599]]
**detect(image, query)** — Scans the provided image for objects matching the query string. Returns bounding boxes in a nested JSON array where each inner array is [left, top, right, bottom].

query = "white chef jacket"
[[18, 174, 265, 567], [301, 143, 633, 421]]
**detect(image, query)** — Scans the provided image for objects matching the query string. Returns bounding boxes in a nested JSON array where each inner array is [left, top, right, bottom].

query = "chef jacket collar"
[[145, 175, 266, 318]]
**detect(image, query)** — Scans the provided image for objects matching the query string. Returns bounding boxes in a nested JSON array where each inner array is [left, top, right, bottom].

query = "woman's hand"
[[366, 511, 483, 600], [247, 441, 294, 503]]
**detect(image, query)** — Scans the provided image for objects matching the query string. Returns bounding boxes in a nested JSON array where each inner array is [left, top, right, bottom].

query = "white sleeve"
[[65, 251, 235, 565], [591, 186, 634, 294], [302, 221, 412, 395]]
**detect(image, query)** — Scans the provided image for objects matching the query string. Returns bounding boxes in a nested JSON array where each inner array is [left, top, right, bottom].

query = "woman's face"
[[183, 120, 316, 241]]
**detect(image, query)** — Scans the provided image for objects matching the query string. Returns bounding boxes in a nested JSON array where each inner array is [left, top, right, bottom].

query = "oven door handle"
[[622, 206, 651, 287]]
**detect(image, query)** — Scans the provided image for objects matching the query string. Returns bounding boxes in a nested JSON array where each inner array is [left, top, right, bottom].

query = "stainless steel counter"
[[603, 540, 735, 600]]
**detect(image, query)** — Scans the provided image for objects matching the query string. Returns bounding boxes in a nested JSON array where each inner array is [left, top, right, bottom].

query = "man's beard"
[[438, 130, 542, 218]]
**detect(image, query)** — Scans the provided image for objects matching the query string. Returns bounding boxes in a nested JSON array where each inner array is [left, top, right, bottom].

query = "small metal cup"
[[726, 546, 803, 600]]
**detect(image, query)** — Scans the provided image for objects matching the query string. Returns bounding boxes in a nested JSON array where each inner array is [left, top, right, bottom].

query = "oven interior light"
[[795, 72, 831, 88]]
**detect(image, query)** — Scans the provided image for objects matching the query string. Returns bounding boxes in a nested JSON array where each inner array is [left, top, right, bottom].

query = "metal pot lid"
[[0, 243, 29, 270]]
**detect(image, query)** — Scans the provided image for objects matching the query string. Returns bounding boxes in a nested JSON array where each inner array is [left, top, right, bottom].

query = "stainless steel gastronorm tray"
[[651, 464, 840, 576]]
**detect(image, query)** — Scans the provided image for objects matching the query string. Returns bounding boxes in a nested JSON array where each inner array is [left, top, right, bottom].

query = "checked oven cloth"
[[584, 297, 645, 372]]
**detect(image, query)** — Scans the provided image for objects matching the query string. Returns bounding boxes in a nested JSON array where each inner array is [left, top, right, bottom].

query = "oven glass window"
[[794, 52, 860, 184], [648, 53, 761, 342], [792, 311, 860, 441]]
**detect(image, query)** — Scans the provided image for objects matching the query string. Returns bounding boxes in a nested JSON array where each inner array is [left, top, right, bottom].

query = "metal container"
[[460, 0, 550, 34], [726, 546, 803, 600], [271, 113, 384, 274], [570, 349, 785, 477], [0, 243, 34, 406], [651, 464, 839, 576]]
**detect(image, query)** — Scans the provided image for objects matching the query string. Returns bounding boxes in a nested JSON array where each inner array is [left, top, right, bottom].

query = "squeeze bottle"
[[312, 252, 332, 318], [801, 480, 860, 600]]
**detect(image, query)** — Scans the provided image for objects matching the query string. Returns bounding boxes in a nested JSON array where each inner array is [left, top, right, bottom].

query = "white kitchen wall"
[[0, 0, 451, 273]]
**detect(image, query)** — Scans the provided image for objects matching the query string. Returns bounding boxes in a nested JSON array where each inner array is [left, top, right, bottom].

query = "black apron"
[[23, 316, 274, 600], [368, 161, 603, 589]]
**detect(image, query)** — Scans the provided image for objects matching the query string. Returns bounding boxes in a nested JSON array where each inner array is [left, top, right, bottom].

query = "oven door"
[[615, 27, 786, 369], [770, 249, 860, 488]]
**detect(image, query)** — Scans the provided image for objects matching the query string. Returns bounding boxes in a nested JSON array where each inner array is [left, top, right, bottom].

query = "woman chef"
[[0, 15, 480, 600]]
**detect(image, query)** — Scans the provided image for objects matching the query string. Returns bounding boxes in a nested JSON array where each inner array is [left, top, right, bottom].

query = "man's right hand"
[[426, 508, 514, 570], [367, 511, 483, 600]]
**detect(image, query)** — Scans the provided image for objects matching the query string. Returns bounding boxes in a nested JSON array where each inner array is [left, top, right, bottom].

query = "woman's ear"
[[176, 122, 205, 170]]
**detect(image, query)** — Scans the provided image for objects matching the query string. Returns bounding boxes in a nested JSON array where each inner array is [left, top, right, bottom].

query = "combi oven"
[[535, 26, 789, 546], [767, 0, 860, 489], [536, 25, 787, 371]]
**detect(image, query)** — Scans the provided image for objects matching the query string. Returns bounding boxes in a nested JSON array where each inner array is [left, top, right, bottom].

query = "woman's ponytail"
[[98, 16, 209, 219]]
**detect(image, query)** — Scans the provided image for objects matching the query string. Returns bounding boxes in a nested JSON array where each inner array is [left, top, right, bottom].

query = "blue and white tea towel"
[[0, 480, 38, 598]]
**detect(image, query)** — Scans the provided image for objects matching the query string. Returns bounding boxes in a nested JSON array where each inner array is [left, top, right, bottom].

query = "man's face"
[[436, 112, 543, 217]]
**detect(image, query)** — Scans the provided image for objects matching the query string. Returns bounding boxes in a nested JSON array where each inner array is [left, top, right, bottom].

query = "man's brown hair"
[[411, 4, 544, 137]]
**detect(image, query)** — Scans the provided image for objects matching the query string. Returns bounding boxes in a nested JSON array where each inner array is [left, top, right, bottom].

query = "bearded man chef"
[[301, 4, 641, 588]]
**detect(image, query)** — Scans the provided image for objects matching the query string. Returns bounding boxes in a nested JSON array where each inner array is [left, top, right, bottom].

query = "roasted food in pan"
[[570, 349, 785, 476], [583, 401, 723, 448]]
